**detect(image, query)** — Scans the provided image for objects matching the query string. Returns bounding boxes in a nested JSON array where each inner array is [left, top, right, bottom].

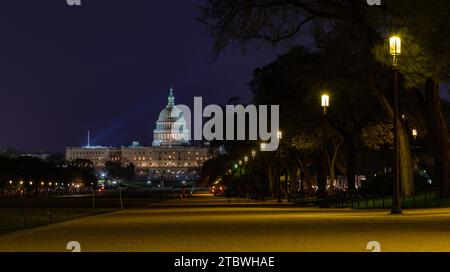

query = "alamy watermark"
[[66, 241, 381, 252], [367, 0, 381, 6], [169, 97, 280, 152], [66, 0, 81, 6], [67, 241, 81, 252], [366, 241, 382, 252], [66, 0, 380, 7]]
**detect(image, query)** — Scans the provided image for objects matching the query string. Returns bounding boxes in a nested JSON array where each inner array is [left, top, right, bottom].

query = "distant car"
[[96, 185, 106, 192], [211, 185, 225, 196]]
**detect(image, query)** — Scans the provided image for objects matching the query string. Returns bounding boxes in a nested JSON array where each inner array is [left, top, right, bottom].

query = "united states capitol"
[[65, 89, 209, 183]]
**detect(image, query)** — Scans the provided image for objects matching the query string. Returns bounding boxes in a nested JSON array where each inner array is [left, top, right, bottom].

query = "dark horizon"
[[0, 0, 280, 153]]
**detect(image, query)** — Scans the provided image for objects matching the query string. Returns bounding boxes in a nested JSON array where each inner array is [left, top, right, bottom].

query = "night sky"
[[0, 0, 280, 152]]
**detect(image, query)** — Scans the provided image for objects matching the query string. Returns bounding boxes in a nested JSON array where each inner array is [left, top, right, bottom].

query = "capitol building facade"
[[65, 89, 209, 181]]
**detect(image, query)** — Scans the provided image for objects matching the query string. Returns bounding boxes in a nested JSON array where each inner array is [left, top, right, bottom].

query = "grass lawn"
[[0, 190, 171, 235], [294, 191, 443, 210], [0, 208, 116, 235], [332, 191, 441, 209]]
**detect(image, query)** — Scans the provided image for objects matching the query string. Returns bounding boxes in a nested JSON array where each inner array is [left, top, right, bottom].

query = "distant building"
[[65, 89, 209, 181]]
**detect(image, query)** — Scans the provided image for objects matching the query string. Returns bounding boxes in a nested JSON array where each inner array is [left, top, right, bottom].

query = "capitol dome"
[[152, 88, 190, 147]]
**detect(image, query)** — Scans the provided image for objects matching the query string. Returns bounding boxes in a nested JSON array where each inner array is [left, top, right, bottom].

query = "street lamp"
[[260, 143, 266, 152], [277, 130, 283, 203], [277, 131, 282, 140], [412, 129, 418, 141], [277, 131, 283, 140], [390, 36, 401, 67], [390, 35, 402, 214], [251, 150, 256, 159]]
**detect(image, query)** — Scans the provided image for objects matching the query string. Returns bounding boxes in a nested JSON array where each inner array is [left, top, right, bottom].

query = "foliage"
[[361, 122, 393, 150], [105, 161, 135, 182]]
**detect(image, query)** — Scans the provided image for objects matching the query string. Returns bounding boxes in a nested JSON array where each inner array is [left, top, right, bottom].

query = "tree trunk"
[[265, 164, 275, 195], [299, 167, 305, 195], [369, 74, 414, 196], [325, 150, 334, 190], [327, 140, 342, 191], [305, 170, 313, 195], [288, 165, 299, 195], [317, 152, 328, 199], [346, 138, 357, 192], [398, 120, 414, 196], [424, 78, 450, 197]]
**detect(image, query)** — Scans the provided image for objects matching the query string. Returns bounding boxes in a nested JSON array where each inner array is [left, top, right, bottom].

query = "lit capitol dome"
[[152, 88, 190, 147]]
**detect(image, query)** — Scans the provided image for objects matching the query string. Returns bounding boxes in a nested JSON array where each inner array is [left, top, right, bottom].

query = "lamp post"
[[239, 160, 243, 176], [321, 94, 330, 115], [412, 128, 418, 171], [412, 128, 418, 152], [321, 94, 329, 198], [277, 131, 283, 203], [244, 156, 248, 176], [412, 129, 418, 142], [260, 143, 268, 200], [390, 36, 402, 214], [249, 151, 256, 198]]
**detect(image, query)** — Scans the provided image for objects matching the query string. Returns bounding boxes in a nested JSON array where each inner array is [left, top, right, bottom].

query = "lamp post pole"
[[321, 95, 330, 199], [251, 150, 256, 198], [239, 160, 243, 176], [390, 36, 402, 214], [277, 131, 283, 203], [260, 143, 268, 200], [412, 129, 418, 149], [412, 129, 418, 171], [244, 156, 248, 172]]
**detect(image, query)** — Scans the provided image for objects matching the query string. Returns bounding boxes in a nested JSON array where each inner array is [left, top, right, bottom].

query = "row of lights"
[[233, 131, 283, 170], [5, 180, 84, 187]]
